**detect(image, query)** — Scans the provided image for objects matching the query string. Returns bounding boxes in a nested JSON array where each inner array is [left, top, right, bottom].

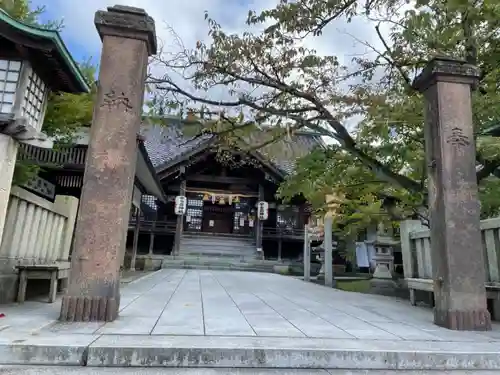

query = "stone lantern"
[[0, 9, 89, 244], [367, 222, 400, 294]]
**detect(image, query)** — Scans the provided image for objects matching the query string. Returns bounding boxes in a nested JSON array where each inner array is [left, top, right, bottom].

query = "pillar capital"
[[94, 5, 157, 55], [412, 56, 480, 92]]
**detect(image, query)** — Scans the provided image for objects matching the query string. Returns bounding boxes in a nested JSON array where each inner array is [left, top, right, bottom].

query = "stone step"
[[161, 263, 274, 272], [13, 334, 493, 369], [180, 241, 254, 248], [180, 246, 255, 254], [161, 256, 281, 266], [161, 257, 276, 272], [180, 238, 255, 247]]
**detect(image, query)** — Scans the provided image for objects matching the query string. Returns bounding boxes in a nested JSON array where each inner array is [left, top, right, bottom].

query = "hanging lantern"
[[257, 201, 269, 220], [211, 195, 216, 204], [203, 193, 209, 201], [233, 196, 240, 203], [219, 197, 225, 205], [228, 195, 233, 205]]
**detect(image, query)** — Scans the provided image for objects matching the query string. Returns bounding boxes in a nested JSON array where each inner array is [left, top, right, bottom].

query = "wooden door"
[[202, 211, 233, 233]]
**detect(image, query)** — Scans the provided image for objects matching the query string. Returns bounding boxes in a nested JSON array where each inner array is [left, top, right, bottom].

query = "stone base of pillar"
[[255, 248, 264, 260], [370, 277, 397, 295], [434, 308, 491, 331], [372, 263, 393, 279], [59, 294, 120, 322]]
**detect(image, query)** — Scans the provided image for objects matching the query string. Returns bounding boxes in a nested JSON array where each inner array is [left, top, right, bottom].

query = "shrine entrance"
[[202, 203, 234, 234]]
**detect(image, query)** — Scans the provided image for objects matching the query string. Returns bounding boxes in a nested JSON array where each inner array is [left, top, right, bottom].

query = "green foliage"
[[150, 0, 500, 236], [0, 0, 63, 29], [43, 61, 96, 143]]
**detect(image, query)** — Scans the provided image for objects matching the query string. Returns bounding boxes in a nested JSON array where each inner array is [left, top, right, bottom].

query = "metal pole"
[[324, 215, 334, 287], [303, 224, 310, 282]]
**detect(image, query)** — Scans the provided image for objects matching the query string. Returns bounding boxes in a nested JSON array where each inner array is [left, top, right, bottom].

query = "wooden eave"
[[0, 10, 89, 93]]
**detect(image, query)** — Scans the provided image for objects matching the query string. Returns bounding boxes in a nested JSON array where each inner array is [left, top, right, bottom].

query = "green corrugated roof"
[[0, 9, 90, 93]]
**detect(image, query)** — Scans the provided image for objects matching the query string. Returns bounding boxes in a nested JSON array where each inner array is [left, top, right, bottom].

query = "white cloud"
[[47, 0, 383, 69], [46, 0, 394, 136]]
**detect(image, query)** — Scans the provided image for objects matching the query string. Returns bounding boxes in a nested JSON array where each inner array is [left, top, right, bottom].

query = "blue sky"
[[29, 0, 384, 133], [27, 0, 378, 70], [31, 0, 100, 64], [28, 0, 280, 68]]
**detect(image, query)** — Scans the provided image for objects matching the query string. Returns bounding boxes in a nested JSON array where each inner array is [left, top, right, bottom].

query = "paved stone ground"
[[1, 270, 500, 369], [0, 367, 496, 374], [0, 268, 498, 341]]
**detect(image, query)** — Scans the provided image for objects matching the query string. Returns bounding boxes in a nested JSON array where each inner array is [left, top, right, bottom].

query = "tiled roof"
[[140, 118, 213, 169], [140, 117, 323, 175]]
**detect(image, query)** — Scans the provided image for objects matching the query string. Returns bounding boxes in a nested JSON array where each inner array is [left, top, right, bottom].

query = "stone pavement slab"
[[0, 368, 497, 375], [0, 269, 500, 369]]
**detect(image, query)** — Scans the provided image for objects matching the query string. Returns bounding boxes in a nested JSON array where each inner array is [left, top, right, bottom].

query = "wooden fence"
[[0, 187, 79, 267], [400, 219, 500, 308]]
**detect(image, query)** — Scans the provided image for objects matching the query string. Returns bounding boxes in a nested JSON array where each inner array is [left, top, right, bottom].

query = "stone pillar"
[[277, 238, 282, 261], [324, 215, 334, 287], [303, 224, 310, 282], [0, 134, 18, 248], [413, 56, 491, 331], [400, 220, 424, 279], [60, 5, 156, 322]]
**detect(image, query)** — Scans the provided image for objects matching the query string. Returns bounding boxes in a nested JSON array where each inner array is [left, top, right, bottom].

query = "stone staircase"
[[179, 233, 256, 259], [160, 256, 278, 273], [161, 232, 278, 272]]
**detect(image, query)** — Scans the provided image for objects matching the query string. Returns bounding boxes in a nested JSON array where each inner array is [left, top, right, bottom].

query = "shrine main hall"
[[123, 117, 323, 270]]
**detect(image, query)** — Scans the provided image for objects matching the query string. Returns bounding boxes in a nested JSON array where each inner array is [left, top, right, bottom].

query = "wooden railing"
[[400, 218, 500, 290], [128, 220, 306, 239], [262, 227, 305, 239], [128, 219, 177, 233], [18, 144, 87, 167]]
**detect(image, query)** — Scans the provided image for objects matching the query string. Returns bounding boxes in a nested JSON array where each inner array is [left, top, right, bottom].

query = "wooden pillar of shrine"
[[256, 184, 264, 257], [148, 221, 155, 255], [130, 206, 140, 271], [173, 167, 186, 256]]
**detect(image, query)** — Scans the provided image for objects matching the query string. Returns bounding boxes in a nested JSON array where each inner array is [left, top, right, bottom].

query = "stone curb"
[[0, 335, 93, 366], [1, 335, 499, 370], [85, 347, 500, 370]]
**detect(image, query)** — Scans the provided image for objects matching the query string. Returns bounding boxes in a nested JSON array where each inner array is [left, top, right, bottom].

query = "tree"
[[0, 0, 63, 30], [1, 0, 94, 184], [148, 0, 500, 232]]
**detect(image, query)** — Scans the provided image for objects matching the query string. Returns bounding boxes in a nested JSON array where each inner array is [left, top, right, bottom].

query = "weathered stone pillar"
[[413, 56, 491, 331], [323, 215, 334, 287], [303, 224, 310, 282], [60, 5, 156, 322]]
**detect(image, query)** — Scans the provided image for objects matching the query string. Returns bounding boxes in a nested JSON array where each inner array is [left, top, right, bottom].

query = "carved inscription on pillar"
[[101, 89, 133, 112], [446, 127, 470, 149]]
